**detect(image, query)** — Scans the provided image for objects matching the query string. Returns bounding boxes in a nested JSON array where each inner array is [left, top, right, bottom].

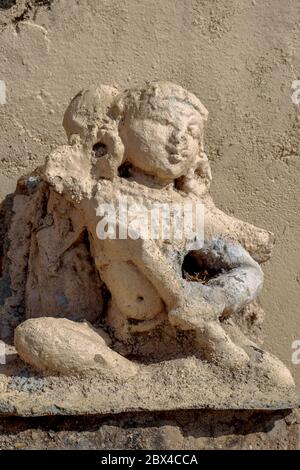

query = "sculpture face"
[[120, 102, 204, 180]]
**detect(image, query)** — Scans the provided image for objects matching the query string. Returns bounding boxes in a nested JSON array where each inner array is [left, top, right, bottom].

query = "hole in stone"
[[137, 296, 144, 302], [182, 251, 220, 284], [93, 142, 107, 158], [118, 162, 132, 179]]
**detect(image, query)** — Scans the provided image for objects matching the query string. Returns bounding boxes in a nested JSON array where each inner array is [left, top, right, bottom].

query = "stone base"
[[0, 352, 299, 417], [0, 409, 299, 450]]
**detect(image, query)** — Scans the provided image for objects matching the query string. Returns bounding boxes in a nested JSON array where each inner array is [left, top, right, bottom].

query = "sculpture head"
[[111, 82, 209, 182], [62, 82, 211, 191]]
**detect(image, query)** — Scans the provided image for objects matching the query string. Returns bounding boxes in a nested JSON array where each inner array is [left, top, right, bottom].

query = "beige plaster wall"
[[0, 0, 300, 389]]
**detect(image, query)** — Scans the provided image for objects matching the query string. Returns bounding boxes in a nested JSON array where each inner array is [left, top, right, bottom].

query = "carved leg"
[[14, 317, 138, 377], [195, 321, 249, 368], [222, 321, 295, 387], [168, 301, 249, 368]]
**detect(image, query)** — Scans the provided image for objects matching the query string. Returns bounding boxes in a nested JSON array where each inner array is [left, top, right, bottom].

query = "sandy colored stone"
[[14, 317, 137, 376], [1, 0, 299, 391], [0, 80, 293, 401], [0, 353, 299, 417], [0, 3, 298, 423]]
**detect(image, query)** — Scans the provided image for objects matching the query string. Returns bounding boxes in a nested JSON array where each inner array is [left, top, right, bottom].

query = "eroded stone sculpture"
[[0, 82, 296, 415]]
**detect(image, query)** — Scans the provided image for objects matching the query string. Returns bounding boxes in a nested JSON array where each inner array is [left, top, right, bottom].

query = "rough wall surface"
[[0, 0, 300, 393]]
